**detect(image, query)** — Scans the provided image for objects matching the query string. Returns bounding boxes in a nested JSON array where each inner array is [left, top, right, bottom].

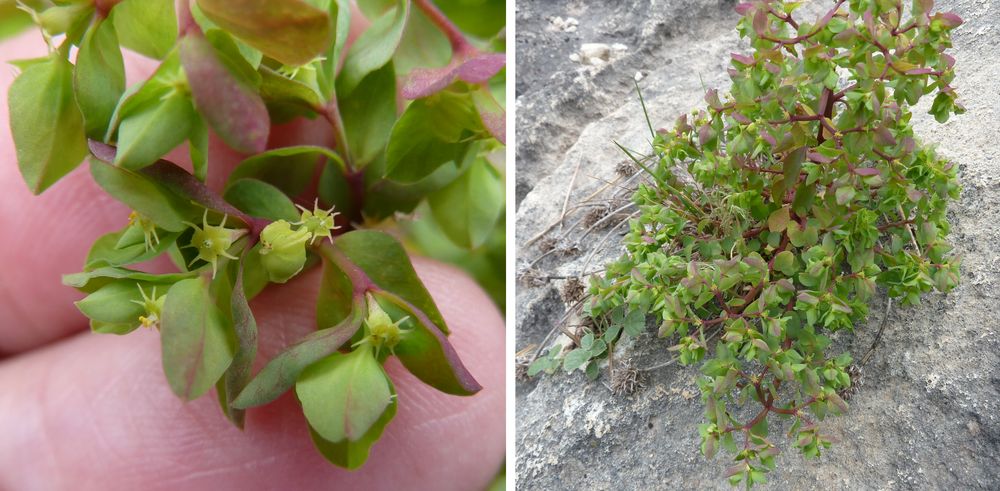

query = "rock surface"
[[515, 0, 1000, 489]]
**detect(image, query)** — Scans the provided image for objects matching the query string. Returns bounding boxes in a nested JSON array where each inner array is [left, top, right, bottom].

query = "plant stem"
[[318, 101, 354, 172], [413, 0, 474, 55], [315, 242, 374, 295]]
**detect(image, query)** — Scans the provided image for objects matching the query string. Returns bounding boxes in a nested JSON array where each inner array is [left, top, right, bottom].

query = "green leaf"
[[112, 0, 178, 59], [114, 88, 197, 170], [233, 306, 363, 409], [431, 0, 505, 39], [362, 157, 467, 219], [381, 290, 482, 395], [623, 309, 645, 337], [562, 349, 591, 372], [189, 115, 209, 181], [773, 250, 798, 276], [8, 55, 88, 194], [75, 18, 126, 139], [472, 86, 506, 144], [75, 280, 147, 326], [85, 226, 179, 270], [89, 159, 199, 231], [224, 178, 299, 221], [337, 0, 409, 96], [308, 376, 396, 469], [428, 158, 504, 248], [333, 230, 448, 334], [63, 266, 197, 293], [258, 65, 323, 113], [392, 5, 451, 76], [339, 63, 397, 167], [195, 0, 331, 67], [316, 248, 357, 329], [835, 185, 856, 206], [229, 145, 344, 196], [384, 91, 484, 182], [179, 32, 270, 154], [296, 345, 392, 443], [160, 277, 237, 400]]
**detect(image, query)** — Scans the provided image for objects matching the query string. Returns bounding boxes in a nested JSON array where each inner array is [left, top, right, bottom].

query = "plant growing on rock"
[[531, 0, 963, 486], [6, 0, 505, 469]]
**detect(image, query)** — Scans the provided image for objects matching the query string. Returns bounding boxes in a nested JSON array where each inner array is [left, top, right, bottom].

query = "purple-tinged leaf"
[[195, 0, 330, 66], [731, 53, 756, 66], [942, 53, 956, 68], [934, 12, 963, 28], [699, 124, 715, 146], [472, 88, 506, 144], [734, 3, 752, 15], [853, 167, 881, 176], [705, 88, 723, 109], [233, 305, 363, 409], [456, 53, 506, 84], [905, 67, 934, 75], [874, 125, 896, 146], [732, 112, 751, 124], [180, 32, 269, 154], [89, 141, 262, 232], [765, 62, 781, 74], [807, 151, 834, 164], [333, 231, 449, 334], [753, 8, 768, 36], [762, 132, 776, 146], [220, 258, 258, 427], [401, 53, 506, 100], [378, 290, 482, 395]]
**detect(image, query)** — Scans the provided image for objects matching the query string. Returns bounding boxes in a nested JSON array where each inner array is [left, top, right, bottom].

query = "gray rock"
[[515, 0, 1000, 489]]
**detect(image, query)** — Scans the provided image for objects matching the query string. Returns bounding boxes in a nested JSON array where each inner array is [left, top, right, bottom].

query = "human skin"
[[0, 27, 505, 491]]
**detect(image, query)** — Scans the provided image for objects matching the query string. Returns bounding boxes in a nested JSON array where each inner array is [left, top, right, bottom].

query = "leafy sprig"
[[6, 0, 504, 469]]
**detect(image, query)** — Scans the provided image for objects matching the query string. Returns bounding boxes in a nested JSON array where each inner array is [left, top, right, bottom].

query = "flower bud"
[[39, 4, 91, 36], [258, 220, 311, 283]]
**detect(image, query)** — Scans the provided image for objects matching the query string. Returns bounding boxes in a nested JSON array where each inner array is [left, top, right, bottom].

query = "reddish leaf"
[[905, 67, 934, 75], [705, 88, 723, 109], [179, 32, 269, 154], [731, 53, 756, 66], [874, 125, 896, 146], [380, 290, 482, 396], [734, 3, 753, 15], [457, 53, 506, 84], [934, 12, 963, 28], [195, 0, 330, 66], [472, 89, 506, 144], [752, 8, 768, 36], [401, 53, 506, 100], [807, 151, 834, 164], [853, 167, 881, 176]]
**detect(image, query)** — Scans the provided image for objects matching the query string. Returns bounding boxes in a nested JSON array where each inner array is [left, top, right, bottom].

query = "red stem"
[[413, 0, 474, 55]]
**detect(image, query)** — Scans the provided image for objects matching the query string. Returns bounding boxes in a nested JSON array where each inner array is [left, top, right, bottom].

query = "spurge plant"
[[532, 0, 964, 486]]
